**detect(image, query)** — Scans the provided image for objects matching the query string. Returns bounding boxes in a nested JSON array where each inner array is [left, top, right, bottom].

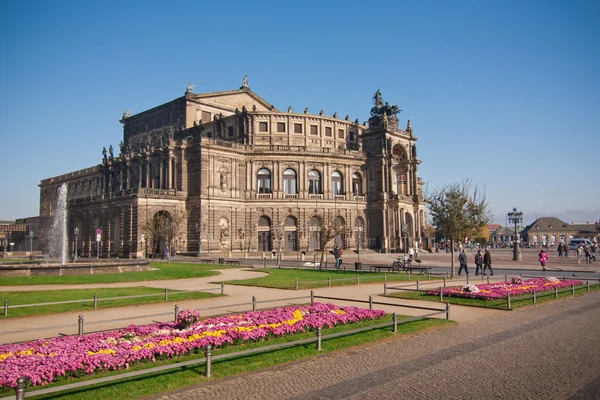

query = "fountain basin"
[[0, 260, 151, 277]]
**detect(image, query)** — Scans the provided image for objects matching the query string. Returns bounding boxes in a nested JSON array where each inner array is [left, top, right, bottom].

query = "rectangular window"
[[349, 131, 355, 141], [228, 126, 234, 137], [310, 125, 318, 135], [259, 122, 268, 132], [294, 123, 303, 134], [201, 111, 211, 123], [325, 127, 332, 137], [338, 129, 344, 139], [277, 122, 286, 132]]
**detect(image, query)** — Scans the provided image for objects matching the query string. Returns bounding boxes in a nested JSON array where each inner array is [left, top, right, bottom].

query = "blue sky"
[[0, 0, 598, 226]]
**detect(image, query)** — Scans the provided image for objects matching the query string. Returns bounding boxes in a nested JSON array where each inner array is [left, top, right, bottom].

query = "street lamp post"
[[507, 207, 523, 261], [195, 221, 201, 257], [29, 230, 34, 260], [74, 227, 79, 262], [401, 224, 408, 257], [7, 232, 11, 255]]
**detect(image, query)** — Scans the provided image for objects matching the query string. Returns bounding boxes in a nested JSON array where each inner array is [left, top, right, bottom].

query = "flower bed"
[[0, 303, 384, 390], [426, 277, 583, 300]]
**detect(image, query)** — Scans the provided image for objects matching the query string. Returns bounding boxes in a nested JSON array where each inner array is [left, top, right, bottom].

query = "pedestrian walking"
[[538, 249, 548, 271], [592, 243, 597, 262], [458, 248, 469, 276], [577, 245, 584, 265], [333, 246, 342, 269], [474, 249, 483, 275], [584, 245, 592, 264], [483, 248, 494, 275], [557, 243, 563, 258], [564, 244, 569, 258]]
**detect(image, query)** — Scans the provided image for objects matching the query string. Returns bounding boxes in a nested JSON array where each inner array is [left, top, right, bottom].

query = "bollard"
[[443, 276, 446, 288], [428, 269, 431, 280], [481, 273, 484, 282], [504, 274, 507, 283], [439, 286, 443, 302], [587, 280, 590, 292], [533, 290, 536, 303], [384, 272, 387, 283], [295, 278, 299, 290], [445, 303, 450, 320], [555, 286, 558, 298], [466, 275, 469, 285], [221, 283, 225, 295], [392, 312, 398, 333], [408, 270, 411, 281], [310, 290, 314, 305], [563, 275, 566, 281], [15, 377, 26, 400], [416, 280, 419, 292], [369, 295, 373, 310], [78, 315, 84, 336], [316, 326, 322, 351], [94, 293, 98, 308], [313, 254, 317, 268], [487, 275, 490, 284], [384, 282, 387, 296], [205, 345, 212, 378], [571, 284, 575, 295], [507, 293, 511, 309], [263, 257, 267, 269], [174, 305, 180, 321], [520, 273, 523, 279], [4, 300, 7, 317], [357, 274, 360, 285], [164, 288, 168, 301], [328, 276, 331, 287], [252, 295, 257, 311]]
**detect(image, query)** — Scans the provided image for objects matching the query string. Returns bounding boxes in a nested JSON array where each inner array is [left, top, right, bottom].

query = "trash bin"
[[355, 262, 362, 271], [218, 257, 225, 265]]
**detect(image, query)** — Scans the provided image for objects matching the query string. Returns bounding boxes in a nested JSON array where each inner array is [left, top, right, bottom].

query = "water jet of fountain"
[[48, 183, 68, 265]]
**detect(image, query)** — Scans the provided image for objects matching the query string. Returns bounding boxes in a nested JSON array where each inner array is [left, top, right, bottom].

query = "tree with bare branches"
[[141, 206, 189, 262], [315, 215, 347, 269]]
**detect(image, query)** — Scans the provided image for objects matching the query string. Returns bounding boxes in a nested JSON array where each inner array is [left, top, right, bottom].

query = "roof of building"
[[522, 217, 570, 233]]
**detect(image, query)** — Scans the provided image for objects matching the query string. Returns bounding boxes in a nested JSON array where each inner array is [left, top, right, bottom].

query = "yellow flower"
[[0, 352, 14, 361]]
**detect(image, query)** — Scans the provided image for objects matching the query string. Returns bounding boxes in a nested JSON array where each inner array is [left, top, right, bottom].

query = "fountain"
[[0, 183, 151, 277], [48, 183, 68, 265]]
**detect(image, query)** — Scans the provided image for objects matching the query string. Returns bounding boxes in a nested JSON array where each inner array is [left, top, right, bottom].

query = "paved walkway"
[[146, 291, 600, 400], [0, 269, 500, 344]]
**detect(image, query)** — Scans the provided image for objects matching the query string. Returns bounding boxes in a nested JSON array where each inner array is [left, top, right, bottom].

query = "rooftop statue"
[[370, 90, 401, 117]]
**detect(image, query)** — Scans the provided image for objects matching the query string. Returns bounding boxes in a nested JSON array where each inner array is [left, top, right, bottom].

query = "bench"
[[369, 265, 398, 273], [198, 259, 217, 264], [403, 265, 433, 275], [223, 260, 241, 266]]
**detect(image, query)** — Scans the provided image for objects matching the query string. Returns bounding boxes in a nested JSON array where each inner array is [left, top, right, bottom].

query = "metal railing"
[[0, 292, 449, 400], [3, 285, 225, 317]]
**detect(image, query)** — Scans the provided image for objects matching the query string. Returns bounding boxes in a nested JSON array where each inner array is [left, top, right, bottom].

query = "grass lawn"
[[222, 268, 440, 289], [2, 315, 452, 400], [387, 282, 600, 309], [0, 287, 221, 318], [0, 262, 239, 286]]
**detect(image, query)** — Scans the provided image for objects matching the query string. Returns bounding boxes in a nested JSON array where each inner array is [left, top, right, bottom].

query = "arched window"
[[331, 171, 343, 195], [352, 173, 362, 196], [308, 170, 321, 194], [283, 169, 297, 194], [257, 168, 272, 193]]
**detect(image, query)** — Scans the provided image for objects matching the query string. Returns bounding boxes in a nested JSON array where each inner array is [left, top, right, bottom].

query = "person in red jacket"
[[538, 249, 548, 271]]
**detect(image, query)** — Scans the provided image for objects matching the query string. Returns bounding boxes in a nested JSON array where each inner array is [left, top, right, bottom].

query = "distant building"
[[36, 81, 427, 258], [520, 217, 600, 246]]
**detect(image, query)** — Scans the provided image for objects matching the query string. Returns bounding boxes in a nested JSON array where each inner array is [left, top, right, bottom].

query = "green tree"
[[426, 181, 490, 277]]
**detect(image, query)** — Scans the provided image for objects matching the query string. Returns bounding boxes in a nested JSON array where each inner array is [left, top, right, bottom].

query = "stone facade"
[[38, 83, 427, 258]]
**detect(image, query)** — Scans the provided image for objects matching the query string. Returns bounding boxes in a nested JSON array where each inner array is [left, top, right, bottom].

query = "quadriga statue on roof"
[[370, 90, 401, 117]]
